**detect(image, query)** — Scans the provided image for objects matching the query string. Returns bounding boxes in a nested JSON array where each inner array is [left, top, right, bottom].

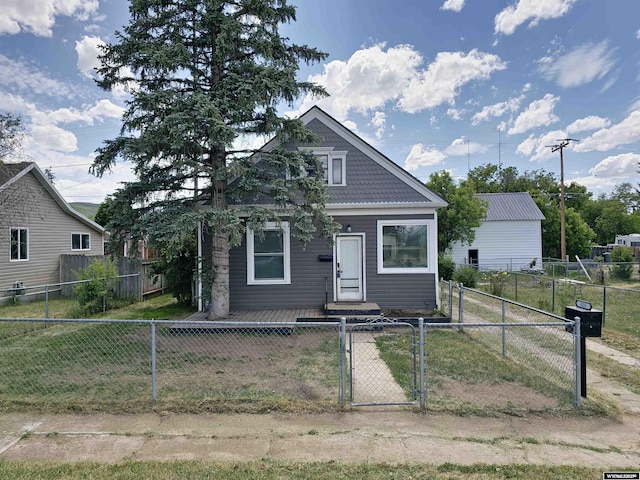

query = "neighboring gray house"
[[199, 106, 447, 313], [449, 192, 545, 271], [0, 162, 105, 300]]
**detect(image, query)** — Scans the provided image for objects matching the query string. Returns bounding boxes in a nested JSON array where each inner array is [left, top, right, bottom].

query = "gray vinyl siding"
[[296, 119, 429, 204], [0, 172, 104, 294], [230, 119, 430, 207], [228, 214, 437, 311]]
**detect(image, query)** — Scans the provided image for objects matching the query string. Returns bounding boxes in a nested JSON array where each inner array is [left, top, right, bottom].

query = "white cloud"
[[295, 45, 505, 119], [447, 108, 463, 120], [575, 110, 640, 152], [369, 111, 386, 140], [0, 0, 99, 37], [47, 99, 125, 125], [398, 49, 506, 113], [0, 54, 74, 98], [29, 121, 78, 153], [76, 35, 105, 78], [444, 138, 489, 156], [494, 0, 578, 35], [636, 29, 640, 40], [508, 94, 559, 135], [404, 144, 446, 171], [538, 41, 616, 88], [565, 116, 610, 135], [516, 129, 567, 162], [297, 44, 423, 120], [440, 0, 465, 12], [472, 95, 524, 125], [589, 152, 640, 178]]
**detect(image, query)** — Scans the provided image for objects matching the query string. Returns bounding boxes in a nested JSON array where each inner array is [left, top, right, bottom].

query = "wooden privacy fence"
[[60, 255, 165, 300]]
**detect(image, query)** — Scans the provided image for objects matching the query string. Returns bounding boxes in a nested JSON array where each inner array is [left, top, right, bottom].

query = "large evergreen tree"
[[92, 0, 337, 319]]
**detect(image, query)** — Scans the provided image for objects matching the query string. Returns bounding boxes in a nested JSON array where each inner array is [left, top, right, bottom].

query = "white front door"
[[336, 235, 364, 302]]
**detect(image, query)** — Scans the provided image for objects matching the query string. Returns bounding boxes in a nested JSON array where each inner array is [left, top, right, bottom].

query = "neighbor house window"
[[10, 227, 28, 261], [296, 147, 346, 186], [377, 220, 432, 274], [247, 222, 291, 285], [71, 233, 91, 251]]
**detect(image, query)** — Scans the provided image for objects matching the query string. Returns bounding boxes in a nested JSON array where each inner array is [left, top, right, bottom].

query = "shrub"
[[438, 253, 455, 281], [610, 247, 634, 280], [73, 258, 120, 314], [453, 266, 479, 288], [482, 271, 510, 296]]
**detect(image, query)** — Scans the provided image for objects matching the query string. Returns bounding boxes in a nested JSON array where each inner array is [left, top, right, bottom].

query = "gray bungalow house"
[[198, 107, 447, 314], [0, 162, 105, 301], [449, 192, 545, 271]]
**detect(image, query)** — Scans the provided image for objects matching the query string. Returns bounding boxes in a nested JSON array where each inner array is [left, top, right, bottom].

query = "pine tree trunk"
[[208, 152, 230, 320]]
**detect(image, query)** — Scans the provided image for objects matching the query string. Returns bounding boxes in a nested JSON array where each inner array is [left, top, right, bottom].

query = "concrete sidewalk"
[[0, 411, 639, 467]]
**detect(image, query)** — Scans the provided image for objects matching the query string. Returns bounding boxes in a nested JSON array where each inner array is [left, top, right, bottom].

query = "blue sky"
[[1, 0, 639, 203]]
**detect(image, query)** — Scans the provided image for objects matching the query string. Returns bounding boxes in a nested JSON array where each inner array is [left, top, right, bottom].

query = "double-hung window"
[[297, 147, 346, 186], [377, 220, 433, 274], [10, 227, 28, 261], [247, 222, 291, 285], [71, 233, 91, 251]]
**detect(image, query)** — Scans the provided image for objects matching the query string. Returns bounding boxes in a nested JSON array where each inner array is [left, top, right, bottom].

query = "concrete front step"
[[324, 302, 381, 316]]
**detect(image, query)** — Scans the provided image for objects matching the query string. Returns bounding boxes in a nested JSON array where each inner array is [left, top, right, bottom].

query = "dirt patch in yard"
[[155, 329, 339, 402], [439, 379, 558, 410]]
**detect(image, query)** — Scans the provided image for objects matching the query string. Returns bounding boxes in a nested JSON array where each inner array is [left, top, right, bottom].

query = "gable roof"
[[477, 192, 545, 221], [0, 162, 105, 233], [261, 106, 447, 208]]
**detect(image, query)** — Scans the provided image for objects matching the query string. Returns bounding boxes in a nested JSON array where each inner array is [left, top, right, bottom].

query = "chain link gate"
[[348, 319, 419, 407]]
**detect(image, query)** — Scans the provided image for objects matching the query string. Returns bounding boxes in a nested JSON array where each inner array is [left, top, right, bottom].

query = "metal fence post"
[[45, 285, 49, 320], [458, 283, 464, 327], [340, 317, 347, 406], [501, 299, 506, 357], [151, 320, 157, 401], [552, 278, 556, 312], [574, 317, 581, 408], [448, 280, 453, 319], [602, 286, 606, 326], [418, 317, 425, 408]]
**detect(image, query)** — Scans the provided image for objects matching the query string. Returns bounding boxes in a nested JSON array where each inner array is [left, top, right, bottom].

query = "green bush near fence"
[[73, 259, 120, 314], [610, 247, 634, 280], [453, 266, 479, 288]]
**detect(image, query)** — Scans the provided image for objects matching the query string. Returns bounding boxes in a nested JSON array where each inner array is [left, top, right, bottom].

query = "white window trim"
[[297, 147, 347, 186], [71, 233, 91, 251], [9, 227, 29, 262], [247, 221, 291, 285], [377, 219, 433, 274]]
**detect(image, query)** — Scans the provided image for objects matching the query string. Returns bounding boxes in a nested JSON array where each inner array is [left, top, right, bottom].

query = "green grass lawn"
[[0, 460, 605, 480]]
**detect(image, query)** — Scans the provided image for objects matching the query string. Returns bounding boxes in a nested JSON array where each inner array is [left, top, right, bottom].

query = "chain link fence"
[[0, 306, 582, 414], [482, 272, 640, 344]]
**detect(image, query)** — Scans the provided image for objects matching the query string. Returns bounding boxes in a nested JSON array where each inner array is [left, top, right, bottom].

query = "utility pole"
[[548, 139, 578, 262]]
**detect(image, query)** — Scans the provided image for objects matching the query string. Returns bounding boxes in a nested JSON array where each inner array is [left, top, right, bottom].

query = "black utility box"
[[565, 306, 603, 337]]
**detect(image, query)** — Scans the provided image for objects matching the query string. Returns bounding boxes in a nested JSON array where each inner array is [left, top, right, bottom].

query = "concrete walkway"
[[350, 331, 407, 405], [0, 411, 639, 467]]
